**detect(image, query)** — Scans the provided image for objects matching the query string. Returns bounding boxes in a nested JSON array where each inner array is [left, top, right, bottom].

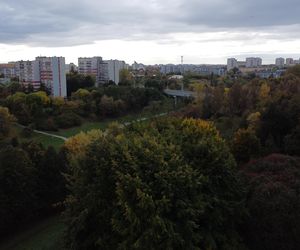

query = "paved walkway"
[[16, 123, 68, 141], [16, 112, 169, 142]]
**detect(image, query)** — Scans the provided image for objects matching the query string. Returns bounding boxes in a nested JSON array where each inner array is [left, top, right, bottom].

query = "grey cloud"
[[0, 0, 300, 46]]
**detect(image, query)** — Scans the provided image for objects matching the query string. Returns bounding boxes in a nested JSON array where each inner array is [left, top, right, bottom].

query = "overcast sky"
[[1, 0, 300, 64]]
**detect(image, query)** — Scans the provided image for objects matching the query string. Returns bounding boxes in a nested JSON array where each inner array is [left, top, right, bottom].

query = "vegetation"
[[1, 86, 166, 131], [240, 154, 300, 250], [63, 118, 245, 249], [1, 66, 300, 250]]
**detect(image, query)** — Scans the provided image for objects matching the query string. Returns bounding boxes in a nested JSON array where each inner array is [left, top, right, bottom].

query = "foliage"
[[231, 128, 261, 163], [0, 142, 67, 239], [284, 125, 300, 156], [54, 112, 82, 129], [0, 106, 16, 139], [67, 72, 95, 96], [240, 154, 300, 250], [64, 118, 245, 250]]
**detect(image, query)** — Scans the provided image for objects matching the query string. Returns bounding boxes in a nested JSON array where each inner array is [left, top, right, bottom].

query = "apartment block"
[[78, 57, 127, 85], [246, 57, 262, 68], [227, 58, 238, 71], [286, 58, 294, 66], [275, 58, 285, 68], [15, 60, 41, 89], [105, 60, 127, 84], [78, 57, 108, 85], [0, 63, 17, 78], [36, 57, 67, 97]]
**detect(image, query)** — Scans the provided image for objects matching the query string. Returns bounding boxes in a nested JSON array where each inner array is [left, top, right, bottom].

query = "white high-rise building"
[[36, 57, 67, 97], [105, 60, 127, 84], [227, 58, 238, 71], [246, 57, 262, 68], [275, 58, 285, 68]]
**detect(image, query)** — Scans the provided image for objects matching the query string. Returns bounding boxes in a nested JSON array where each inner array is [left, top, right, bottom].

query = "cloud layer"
[[1, 0, 300, 46]]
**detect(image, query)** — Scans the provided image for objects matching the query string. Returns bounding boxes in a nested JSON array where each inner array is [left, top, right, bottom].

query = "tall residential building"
[[245, 57, 262, 68], [78, 57, 108, 86], [36, 57, 67, 97], [14, 57, 67, 97], [0, 63, 17, 78], [78, 57, 102, 75], [78, 57, 127, 85], [227, 58, 238, 71], [275, 58, 285, 68], [286, 58, 294, 66], [105, 60, 127, 84], [15, 60, 41, 89]]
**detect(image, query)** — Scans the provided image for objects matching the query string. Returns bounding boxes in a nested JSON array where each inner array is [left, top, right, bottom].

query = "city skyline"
[[1, 0, 300, 64]]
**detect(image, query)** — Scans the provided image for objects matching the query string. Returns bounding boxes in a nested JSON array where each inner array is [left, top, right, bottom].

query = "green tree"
[[0, 106, 16, 139], [0, 146, 36, 237], [64, 118, 245, 250], [231, 128, 261, 163]]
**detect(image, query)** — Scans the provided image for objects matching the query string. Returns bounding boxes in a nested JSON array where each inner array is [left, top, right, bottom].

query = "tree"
[[240, 154, 300, 250], [119, 69, 134, 86], [284, 125, 300, 156], [231, 128, 261, 163], [0, 146, 36, 237], [64, 118, 245, 250], [67, 73, 95, 96], [0, 106, 16, 139]]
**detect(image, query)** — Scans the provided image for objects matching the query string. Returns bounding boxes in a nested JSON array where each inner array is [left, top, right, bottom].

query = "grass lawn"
[[0, 215, 65, 250], [11, 126, 65, 151], [53, 111, 166, 138]]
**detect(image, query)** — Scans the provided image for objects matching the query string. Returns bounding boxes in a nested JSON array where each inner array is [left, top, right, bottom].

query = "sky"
[[1, 0, 300, 65]]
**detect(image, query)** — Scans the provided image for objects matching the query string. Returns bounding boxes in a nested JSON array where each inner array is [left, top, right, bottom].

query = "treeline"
[[0, 86, 165, 131], [181, 66, 300, 160]]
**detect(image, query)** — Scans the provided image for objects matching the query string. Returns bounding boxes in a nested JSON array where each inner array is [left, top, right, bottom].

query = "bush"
[[55, 112, 82, 129]]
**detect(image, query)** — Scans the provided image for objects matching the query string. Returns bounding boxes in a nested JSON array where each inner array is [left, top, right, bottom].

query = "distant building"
[[15, 60, 41, 89], [246, 57, 262, 68], [65, 63, 78, 73], [78, 57, 127, 85], [227, 58, 238, 71], [14, 57, 67, 97], [78, 57, 102, 75], [78, 57, 107, 85], [105, 60, 127, 84], [294, 59, 300, 65], [36, 57, 67, 97], [286, 58, 294, 66], [275, 58, 285, 68], [132, 61, 145, 71], [0, 63, 17, 78]]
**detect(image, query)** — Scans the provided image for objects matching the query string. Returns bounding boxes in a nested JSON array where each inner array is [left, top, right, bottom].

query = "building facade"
[[105, 60, 127, 84], [36, 57, 67, 97], [15, 60, 41, 89], [227, 58, 238, 71], [275, 58, 285, 68], [286, 58, 294, 66], [245, 57, 262, 68]]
